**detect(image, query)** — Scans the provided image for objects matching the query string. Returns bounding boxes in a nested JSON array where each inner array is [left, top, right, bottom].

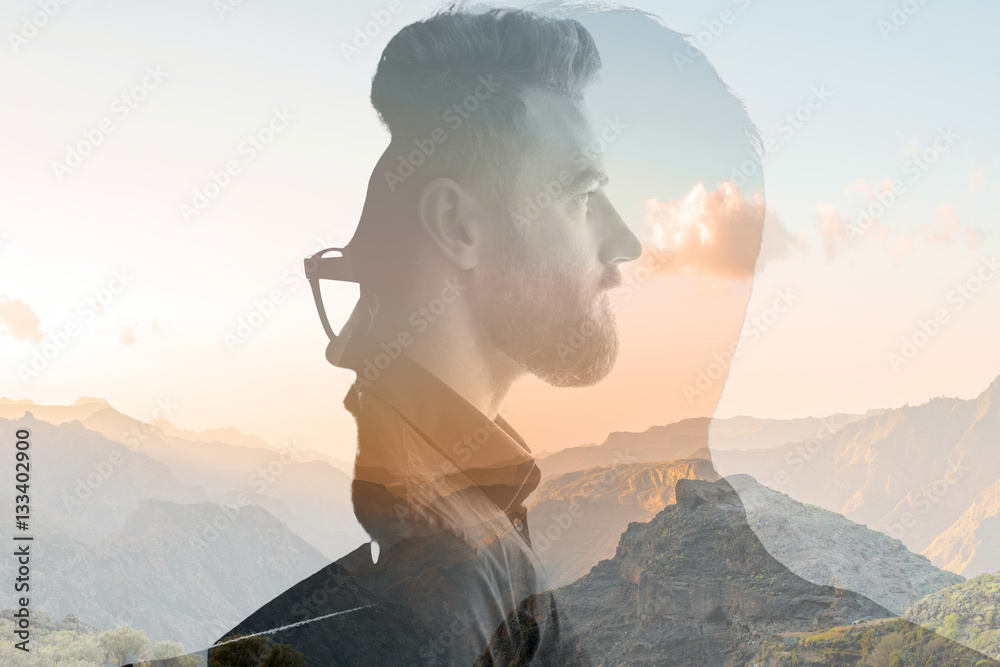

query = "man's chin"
[[539, 355, 617, 388], [531, 320, 619, 388]]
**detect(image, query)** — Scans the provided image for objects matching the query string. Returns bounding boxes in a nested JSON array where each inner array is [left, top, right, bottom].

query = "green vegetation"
[[906, 571, 1000, 660], [750, 618, 997, 666], [0, 611, 202, 665], [0, 611, 307, 666]]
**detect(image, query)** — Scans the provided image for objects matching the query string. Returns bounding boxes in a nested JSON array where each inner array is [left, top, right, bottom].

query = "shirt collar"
[[355, 351, 540, 518]]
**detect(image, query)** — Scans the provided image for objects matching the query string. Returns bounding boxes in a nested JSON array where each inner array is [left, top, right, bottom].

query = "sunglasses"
[[304, 246, 375, 367]]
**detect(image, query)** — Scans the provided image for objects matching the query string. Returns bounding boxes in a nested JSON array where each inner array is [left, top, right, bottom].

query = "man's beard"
[[480, 223, 620, 388]]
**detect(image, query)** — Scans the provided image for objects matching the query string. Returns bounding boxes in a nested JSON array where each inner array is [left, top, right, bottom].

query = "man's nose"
[[594, 193, 642, 265]]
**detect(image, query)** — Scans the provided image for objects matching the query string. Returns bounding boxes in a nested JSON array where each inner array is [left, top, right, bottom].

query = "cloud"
[[642, 182, 766, 279], [919, 205, 984, 250], [924, 205, 962, 244], [815, 203, 856, 258], [0, 295, 43, 343], [757, 208, 810, 269], [119, 325, 137, 345], [818, 185, 985, 263], [849, 178, 895, 200]]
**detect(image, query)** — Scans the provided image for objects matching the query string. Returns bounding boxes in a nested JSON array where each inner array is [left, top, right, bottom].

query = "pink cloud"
[[849, 178, 895, 200], [816, 203, 852, 258], [119, 325, 137, 345], [924, 206, 962, 244], [820, 186, 985, 263], [0, 295, 43, 343], [642, 182, 766, 279]]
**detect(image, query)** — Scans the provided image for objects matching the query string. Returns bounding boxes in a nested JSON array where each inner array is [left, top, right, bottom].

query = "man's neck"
[[367, 296, 522, 420], [403, 330, 520, 420]]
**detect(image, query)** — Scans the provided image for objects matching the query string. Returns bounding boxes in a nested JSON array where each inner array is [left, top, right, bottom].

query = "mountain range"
[[4, 378, 1000, 661], [0, 400, 366, 560], [714, 375, 1000, 577]]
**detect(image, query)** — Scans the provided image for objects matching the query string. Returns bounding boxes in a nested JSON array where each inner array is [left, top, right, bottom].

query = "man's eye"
[[575, 191, 594, 206]]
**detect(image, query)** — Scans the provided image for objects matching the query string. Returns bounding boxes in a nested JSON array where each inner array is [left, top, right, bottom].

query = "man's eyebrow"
[[566, 166, 610, 191]]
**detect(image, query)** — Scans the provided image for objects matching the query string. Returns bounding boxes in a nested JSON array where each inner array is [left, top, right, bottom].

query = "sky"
[[0, 0, 998, 458]]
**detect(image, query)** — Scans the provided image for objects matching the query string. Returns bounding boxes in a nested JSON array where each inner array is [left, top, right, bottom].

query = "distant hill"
[[715, 375, 1000, 576], [2, 405, 366, 561], [727, 474, 963, 615], [706, 412, 876, 450], [79, 403, 365, 560], [0, 413, 207, 542], [534, 412, 880, 479], [0, 410, 367, 652], [907, 570, 1000, 661], [0, 498, 330, 650], [0, 395, 114, 423], [923, 480, 1000, 577], [149, 417, 355, 475], [536, 417, 713, 478]]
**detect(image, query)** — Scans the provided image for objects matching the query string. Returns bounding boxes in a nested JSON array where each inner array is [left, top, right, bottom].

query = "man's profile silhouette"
[[213, 7, 639, 665]]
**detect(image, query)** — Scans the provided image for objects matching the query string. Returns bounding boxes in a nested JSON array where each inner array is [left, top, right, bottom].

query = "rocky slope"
[[715, 375, 1000, 576], [728, 473, 964, 615], [555, 478, 893, 666], [528, 459, 719, 586]]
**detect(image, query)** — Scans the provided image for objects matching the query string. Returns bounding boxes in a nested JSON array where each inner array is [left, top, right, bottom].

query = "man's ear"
[[416, 177, 482, 270]]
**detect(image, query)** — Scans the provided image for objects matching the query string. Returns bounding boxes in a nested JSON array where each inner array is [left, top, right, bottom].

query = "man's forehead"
[[520, 87, 606, 178]]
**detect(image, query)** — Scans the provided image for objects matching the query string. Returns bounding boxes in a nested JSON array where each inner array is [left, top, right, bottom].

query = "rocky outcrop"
[[528, 459, 719, 586], [556, 478, 892, 666]]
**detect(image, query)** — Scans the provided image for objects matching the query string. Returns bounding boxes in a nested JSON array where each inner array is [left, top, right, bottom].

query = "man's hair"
[[370, 8, 602, 207]]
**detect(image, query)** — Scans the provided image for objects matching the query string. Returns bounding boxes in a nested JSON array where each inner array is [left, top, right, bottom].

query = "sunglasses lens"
[[316, 279, 360, 338]]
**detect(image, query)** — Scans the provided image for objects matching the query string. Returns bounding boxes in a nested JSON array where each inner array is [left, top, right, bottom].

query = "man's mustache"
[[599, 269, 622, 291]]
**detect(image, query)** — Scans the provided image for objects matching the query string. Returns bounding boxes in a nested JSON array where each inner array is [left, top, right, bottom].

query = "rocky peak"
[[675, 477, 743, 510]]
